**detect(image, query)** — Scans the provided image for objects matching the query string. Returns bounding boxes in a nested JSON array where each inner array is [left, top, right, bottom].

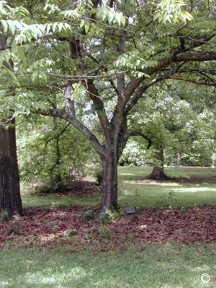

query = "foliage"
[[120, 139, 153, 166], [126, 81, 216, 167], [0, 210, 10, 222], [154, 0, 193, 23], [0, 0, 216, 211], [17, 115, 94, 192], [98, 225, 113, 239]]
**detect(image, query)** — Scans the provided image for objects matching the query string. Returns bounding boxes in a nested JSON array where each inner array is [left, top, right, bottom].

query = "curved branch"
[[124, 51, 216, 112], [129, 131, 153, 149], [34, 108, 106, 158], [84, 80, 111, 142]]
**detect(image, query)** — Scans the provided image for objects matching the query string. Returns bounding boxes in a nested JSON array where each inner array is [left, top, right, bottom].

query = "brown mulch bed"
[[53, 180, 100, 197], [0, 205, 215, 251]]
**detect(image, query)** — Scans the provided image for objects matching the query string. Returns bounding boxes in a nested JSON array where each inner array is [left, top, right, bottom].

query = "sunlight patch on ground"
[[172, 187, 216, 193], [25, 267, 87, 285], [120, 173, 135, 176], [123, 180, 181, 187], [0, 280, 10, 287], [26, 274, 57, 285], [121, 189, 132, 195]]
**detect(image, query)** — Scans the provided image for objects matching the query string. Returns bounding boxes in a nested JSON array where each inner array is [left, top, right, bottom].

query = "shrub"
[[0, 210, 10, 222]]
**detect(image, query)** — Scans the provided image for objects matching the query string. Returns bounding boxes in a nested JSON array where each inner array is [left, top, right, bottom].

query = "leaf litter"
[[0, 205, 215, 251]]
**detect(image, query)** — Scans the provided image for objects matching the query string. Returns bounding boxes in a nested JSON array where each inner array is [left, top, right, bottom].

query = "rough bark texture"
[[100, 146, 118, 213], [147, 148, 168, 180], [148, 166, 168, 180], [0, 122, 22, 216]]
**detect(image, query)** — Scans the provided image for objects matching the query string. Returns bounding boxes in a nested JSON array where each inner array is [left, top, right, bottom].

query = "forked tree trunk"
[[99, 119, 128, 214], [0, 121, 22, 216], [147, 147, 168, 180], [100, 146, 118, 214]]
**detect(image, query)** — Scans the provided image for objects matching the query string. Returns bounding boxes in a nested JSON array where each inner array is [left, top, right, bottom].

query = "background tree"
[[123, 81, 216, 172]]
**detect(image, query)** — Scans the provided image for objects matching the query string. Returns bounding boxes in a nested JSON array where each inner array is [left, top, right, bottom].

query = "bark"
[[176, 152, 182, 167], [148, 166, 168, 180], [100, 146, 118, 213], [147, 147, 168, 180], [0, 121, 22, 216]]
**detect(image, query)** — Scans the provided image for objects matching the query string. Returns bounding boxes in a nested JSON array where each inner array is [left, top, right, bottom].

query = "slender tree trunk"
[[100, 145, 118, 213], [147, 147, 168, 180], [0, 121, 22, 216], [176, 152, 181, 167]]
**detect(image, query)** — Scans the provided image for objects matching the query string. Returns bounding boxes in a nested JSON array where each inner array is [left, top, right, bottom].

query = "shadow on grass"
[[0, 243, 216, 288]]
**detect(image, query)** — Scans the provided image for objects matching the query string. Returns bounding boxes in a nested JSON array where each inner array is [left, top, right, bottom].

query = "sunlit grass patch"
[[1, 243, 216, 288], [22, 194, 100, 208], [21, 166, 216, 210], [118, 166, 216, 208]]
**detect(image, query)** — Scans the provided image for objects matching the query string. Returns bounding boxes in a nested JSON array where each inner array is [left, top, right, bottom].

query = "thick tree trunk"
[[0, 121, 22, 216], [148, 166, 168, 180], [99, 118, 129, 214], [100, 146, 118, 214], [147, 147, 168, 180]]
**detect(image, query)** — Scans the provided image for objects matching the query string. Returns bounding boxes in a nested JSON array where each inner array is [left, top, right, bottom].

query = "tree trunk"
[[147, 147, 168, 180], [148, 165, 168, 180], [176, 152, 181, 167], [100, 146, 118, 214], [0, 121, 22, 216]]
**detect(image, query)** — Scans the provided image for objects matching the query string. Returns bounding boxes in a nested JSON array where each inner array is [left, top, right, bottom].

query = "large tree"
[[1, 0, 216, 213], [0, 120, 22, 216], [0, 30, 22, 216]]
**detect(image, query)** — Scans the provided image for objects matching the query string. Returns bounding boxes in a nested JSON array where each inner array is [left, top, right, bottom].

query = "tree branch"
[[168, 76, 216, 87], [125, 63, 185, 113], [84, 80, 111, 142], [34, 108, 106, 157], [129, 130, 153, 149], [124, 51, 216, 112]]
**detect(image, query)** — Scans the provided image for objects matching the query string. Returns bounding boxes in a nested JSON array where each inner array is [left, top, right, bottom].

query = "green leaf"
[[31, 71, 39, 83], [0, 19, 8, 32]]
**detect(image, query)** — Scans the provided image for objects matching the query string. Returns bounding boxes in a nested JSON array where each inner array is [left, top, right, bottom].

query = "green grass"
[[3, 167, 216, 288], [0, 243, 216, 288], [118, 166, 216, 208], [118, 166, 216, 180], [21, 166, 216, 209], [22, 193, 100, 208]]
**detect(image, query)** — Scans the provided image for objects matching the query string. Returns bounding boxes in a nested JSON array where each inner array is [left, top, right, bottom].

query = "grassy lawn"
[[2, 166, 215, 288], [22, 193, 100, 208], [1, 243, 216, 288], [21, 166, 216, 209], [118, 166, 216, 208]]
